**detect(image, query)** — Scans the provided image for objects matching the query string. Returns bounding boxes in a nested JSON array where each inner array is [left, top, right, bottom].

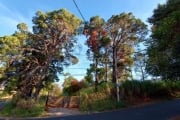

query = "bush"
[[0, 98, 45, 117], [119, 80, 180, 100], [120, 80, 141, 98], [63, 80, 88, 96], [79, 82, 124, 111], [80, 92, 116, 111], [49, 84, 62, 97]]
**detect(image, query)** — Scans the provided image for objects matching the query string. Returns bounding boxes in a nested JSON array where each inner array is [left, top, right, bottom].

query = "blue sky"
[[0, 0, 166, 83]]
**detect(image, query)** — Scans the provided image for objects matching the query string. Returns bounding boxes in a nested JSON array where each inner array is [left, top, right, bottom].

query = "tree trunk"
[[105, 62, 108, 82], [105, 48, 108, 82], [45, 91, 50, 106], [95, 58, 98, 92], [140, 65, 145, 81], [34, 84, 43, 100], [19, 87, 32, 100], [112, 46, 117, 83], [112, 45, 120, 102]]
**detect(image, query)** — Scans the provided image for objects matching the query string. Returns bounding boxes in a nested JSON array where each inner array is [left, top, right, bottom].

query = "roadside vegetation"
[[63, 80, 180, 112], [119, 80, 180, 104], [0, 100, 44, 117], [79, 82, 126, 112]]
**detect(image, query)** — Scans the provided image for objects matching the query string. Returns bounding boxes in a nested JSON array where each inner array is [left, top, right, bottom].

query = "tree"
[[146, 0, 180, 80], [105, 13, 147, 84], [62, 76, 76, 89], [1, 9, 81, 101], [62, 76, 81, 95], [134, 50, 148, 81], [84, 67, 94, 85], [0, 23, 28, 92], [49, 83, 62, 97], [84, 16, 110, 91]]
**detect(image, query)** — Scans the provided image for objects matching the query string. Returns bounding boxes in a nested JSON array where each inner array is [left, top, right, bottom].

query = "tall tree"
[[1, 9, 81, 100], [146, 0, 180, 80], [84, 16, 110, 91], [105, 13, 147, 84]]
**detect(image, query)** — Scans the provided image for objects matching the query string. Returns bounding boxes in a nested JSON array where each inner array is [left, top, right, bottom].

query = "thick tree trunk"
[[34, 82, 43, 100], [33, 74, 46, 100], [18, 86, 34, 100]]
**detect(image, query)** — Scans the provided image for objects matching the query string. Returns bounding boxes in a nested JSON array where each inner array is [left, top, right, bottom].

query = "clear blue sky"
[[0, 0, 166, 83]]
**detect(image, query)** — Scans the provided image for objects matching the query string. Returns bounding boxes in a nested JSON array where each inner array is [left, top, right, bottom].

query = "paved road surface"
[[1, 99, 180, 120], [40, 99, 180, 120]]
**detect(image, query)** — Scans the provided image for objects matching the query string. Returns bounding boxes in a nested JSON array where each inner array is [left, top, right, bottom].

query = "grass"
[[0, 97, 46, 118], [90, 98, 126, 111], [80, 95, 126, 112], [120, 80, 180, 99], [0, 102, 44, 117], [79, 82, 126, 112], [79, 80, 180, 112]]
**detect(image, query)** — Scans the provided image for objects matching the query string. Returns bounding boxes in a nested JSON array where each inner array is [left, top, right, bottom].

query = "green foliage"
[[49, 84, 62, 97], [98, 82, 114, 92], [33, 9, 82, 34], [79, 86, 94, 95], [84, 16, 108, 91], [62, 76, 77, 95], [120, 80, 180, 100], [146, 0, 180, 79], [106, 12, 147, 83], [44, 80, 179, 113], [79, 82, 113, 95], [62, 76, 76, 88], [0, 8, 81, 101], [0, 100, 44, 117], [79, 82, 123, 111], [63, 79, 87, 96], [63, 80, 79, 95], [0, 94, 47, 117], [89, 16, 105, 28], [80, 97, 120, 112]]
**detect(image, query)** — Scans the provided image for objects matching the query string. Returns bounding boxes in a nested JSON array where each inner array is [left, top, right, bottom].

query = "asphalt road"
[[1, 99, 180, 120], [37, 99, 180, 120]]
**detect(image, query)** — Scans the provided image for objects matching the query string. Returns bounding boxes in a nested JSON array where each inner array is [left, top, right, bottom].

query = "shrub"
[[119, 80, 180, 100], [120, 80, 142, 99], [70, 80, 81, 93], [16, 99, 35, 109], [0, 100, 44, 117], [63, 80, 88, 96], [49, 84, 62, 97], [79, 82, 124, 111], [80, 91, 114, 111], [0, 95, 46, 117]]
